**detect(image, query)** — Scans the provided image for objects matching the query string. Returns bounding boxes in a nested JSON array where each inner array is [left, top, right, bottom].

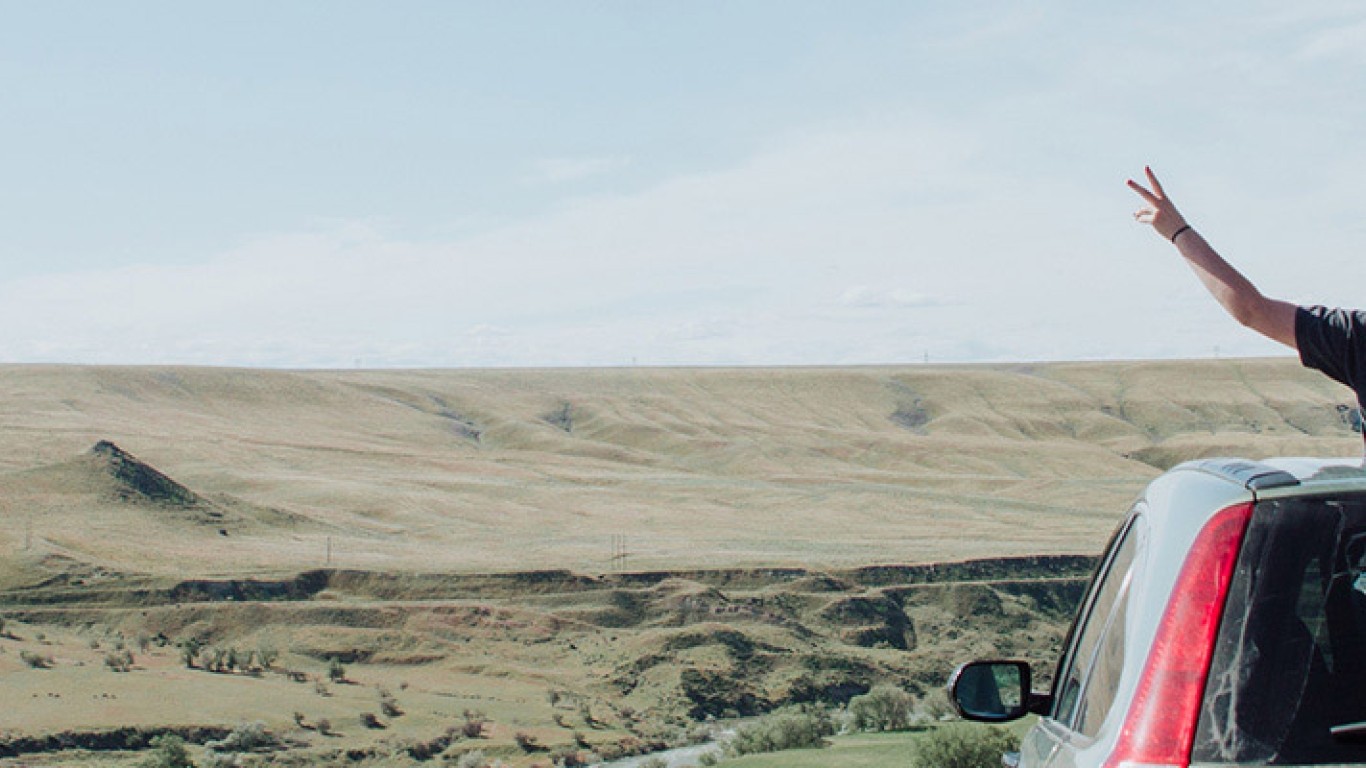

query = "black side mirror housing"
[[947, 660, 1051, 722]]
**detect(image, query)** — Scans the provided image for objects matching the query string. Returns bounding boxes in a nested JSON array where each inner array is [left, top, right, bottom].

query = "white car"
[[949, 457, 1366, 767]]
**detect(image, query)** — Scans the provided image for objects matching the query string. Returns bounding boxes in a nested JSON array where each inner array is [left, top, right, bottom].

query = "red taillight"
[[1105, 501, 1253, 768]]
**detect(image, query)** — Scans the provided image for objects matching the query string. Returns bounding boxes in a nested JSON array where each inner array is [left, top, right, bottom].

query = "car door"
[[1023, 509, 1145, 768]]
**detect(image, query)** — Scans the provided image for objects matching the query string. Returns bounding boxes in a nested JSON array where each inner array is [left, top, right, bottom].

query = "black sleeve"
[[1295, 305, 1366, 392]]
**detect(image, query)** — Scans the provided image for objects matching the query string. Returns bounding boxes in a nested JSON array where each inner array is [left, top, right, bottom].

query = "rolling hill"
[[0, 359, 1358, 587]]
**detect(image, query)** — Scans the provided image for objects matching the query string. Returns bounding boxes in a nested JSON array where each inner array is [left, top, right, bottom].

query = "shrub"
[[910, 723, 1019, 768], [359, 712, 385, 730], [514, 731, 542, 752], [141, 734, 196, 768], [105, 649, 135, 672], [551, 747, 585, 767], [698, 751, 721, 766], [178, 637, 204, 669], [211, 721, 278, 753], [461, 710, 488, 738], [848, 684, 914, 732], [316, 719, 332, 736], [20, 650, 53, 669], [727, 712, 832, 757], [327, 656, 346, 682], [256, 644, 279, 670], [203, 647, 226, 673], [378, 688, 403, 717], [917, 688, 957, 722], [639, 758, 668, 768], [454, 751, 487, 768]]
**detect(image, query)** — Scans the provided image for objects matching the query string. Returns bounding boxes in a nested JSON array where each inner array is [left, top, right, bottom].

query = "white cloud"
[[526, 156, 632, 184], [836, 286, 940, 310]]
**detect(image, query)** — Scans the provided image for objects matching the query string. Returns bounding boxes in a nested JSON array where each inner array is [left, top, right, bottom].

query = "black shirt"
[[1296, 305, 1366, 443]]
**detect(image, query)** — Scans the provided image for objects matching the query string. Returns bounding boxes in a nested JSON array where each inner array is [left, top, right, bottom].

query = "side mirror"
[[948, 660, 1037, 722]]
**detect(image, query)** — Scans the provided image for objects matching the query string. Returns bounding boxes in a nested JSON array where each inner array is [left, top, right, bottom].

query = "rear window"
[[1194, 494, 1366, 764]]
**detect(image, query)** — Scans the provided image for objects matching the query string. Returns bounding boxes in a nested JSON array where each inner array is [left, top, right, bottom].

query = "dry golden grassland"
[[0, 360, 1358, 766]]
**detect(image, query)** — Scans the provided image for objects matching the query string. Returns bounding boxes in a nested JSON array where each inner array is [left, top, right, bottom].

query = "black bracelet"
[[1171, 225, 1193, 243]]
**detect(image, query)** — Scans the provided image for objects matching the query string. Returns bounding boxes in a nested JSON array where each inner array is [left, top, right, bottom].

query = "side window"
[[1053, 513, 1143, 734]]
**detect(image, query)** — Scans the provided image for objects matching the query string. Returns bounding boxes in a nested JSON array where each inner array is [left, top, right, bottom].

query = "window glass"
[[1053, 513, 1141, 731], [1194, 494, 1366, 764]]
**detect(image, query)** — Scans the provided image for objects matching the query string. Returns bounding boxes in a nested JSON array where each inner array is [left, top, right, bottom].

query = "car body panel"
[[951, 455, 1366, 768]]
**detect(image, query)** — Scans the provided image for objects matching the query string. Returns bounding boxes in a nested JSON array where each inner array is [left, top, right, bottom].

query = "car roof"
[[1171, 456, 1366, 501]]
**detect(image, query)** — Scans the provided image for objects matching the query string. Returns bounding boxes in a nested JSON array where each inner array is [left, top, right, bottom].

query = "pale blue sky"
[[3, 1, 1365, 367]]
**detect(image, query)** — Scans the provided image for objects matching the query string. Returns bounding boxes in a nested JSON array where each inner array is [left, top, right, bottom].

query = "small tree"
[[848, 684, 914, 732], [327, 656, 346, 683], [210, 721, 276, 753], [726, 712, 832, 756], [910, 723, 1019, 768], [141, 734, 196, 768], [179, 637, 204, 669]]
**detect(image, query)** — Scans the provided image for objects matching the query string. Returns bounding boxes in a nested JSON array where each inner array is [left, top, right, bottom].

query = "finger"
[[1144, 166, 1166, 199], [1126, 179, 1159, 205]]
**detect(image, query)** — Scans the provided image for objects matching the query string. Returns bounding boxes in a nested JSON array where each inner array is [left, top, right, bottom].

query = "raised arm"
[[1128, 167, 1298, 349]]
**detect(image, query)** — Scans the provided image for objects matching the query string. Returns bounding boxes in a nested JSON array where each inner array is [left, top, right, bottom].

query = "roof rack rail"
[[1189, 458, 1300, 492]]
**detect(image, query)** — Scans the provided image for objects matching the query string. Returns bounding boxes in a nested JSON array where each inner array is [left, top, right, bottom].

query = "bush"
[[256, 644, 279, 669], [105, 649, 135, 672], [848, 684, 914, 732], [514, 731, 542, 752], [551, 747, 585, 767], [727, 712, 832, 756], [698, 750, 721, 766], [20, 650, 53, 669], [461, 710, 488, 738], [327, 656, 346, 682], [141, 734, 196, 768], [910, 723, 1019, 768], [639, 758, 668, 768], [917, 688, 957, 722], [453, 751, 487, 768], [178, 637, 204, 669], [210, 721, 278, 753], [359, 712, 385, 730], [378, 688, 403, 717]]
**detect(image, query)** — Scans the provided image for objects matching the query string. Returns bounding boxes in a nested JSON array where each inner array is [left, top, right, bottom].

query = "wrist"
[[1170, 224, 1194, 243]]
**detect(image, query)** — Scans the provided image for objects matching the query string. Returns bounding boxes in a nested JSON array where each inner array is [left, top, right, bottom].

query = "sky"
[[2, 1, 1365, 369]]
